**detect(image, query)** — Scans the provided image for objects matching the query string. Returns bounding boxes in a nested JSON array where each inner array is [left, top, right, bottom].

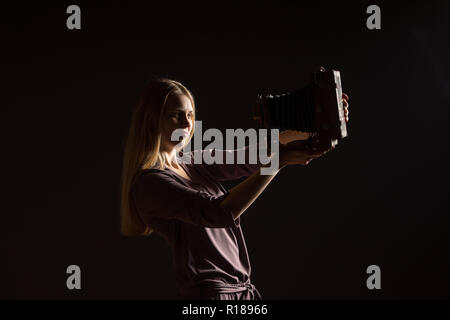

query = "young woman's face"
[[160, 93, 194, 151]]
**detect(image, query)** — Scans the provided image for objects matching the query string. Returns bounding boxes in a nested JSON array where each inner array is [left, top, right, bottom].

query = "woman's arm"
[[220, 161, 284, 220], [220, 141, 332, 220]]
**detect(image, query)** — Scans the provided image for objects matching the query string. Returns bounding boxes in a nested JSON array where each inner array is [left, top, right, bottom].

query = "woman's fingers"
[[284, 139, 309, 150], [342, 95, 349, 122], [342, 93, 349, 122], [279, 130, 310, 144]]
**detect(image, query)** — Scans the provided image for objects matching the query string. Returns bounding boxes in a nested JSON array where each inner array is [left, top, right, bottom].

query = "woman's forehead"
[[166, 94, 193, 112]]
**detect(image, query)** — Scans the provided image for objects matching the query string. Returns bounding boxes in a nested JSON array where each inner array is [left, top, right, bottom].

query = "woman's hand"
[[343, 93, 350, 122], [279, 130, 310, 145], [279, 139, 334, 167]]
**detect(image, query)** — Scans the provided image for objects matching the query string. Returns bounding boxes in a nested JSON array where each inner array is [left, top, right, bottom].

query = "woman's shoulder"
[[137, 167, 174, 179], [132, 168, 173, 191]]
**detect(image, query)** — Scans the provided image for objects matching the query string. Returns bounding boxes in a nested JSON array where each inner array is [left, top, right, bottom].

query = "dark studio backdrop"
[[1, 1, 449, 300]]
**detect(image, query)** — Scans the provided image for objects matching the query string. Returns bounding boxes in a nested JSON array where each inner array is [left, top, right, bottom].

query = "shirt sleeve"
[[131, 171, 240, 228], [190, 144, 265, 181]]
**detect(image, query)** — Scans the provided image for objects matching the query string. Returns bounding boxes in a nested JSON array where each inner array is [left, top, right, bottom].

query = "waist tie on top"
[[178, 279, 260, 299]]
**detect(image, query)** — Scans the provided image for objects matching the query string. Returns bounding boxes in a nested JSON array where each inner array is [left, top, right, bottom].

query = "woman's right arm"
[[220, 141, 334, 221], [219, 162, 283, 221]]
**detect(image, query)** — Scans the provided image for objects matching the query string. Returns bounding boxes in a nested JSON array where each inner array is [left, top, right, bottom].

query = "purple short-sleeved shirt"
[[131, 146, 263, 299]]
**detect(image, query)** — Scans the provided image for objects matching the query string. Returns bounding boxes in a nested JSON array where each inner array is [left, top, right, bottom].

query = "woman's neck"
[[160, 148, 180, 170]]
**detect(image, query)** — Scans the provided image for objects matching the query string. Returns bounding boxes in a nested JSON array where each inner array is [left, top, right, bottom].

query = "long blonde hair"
[[120, 78, 196, 237]]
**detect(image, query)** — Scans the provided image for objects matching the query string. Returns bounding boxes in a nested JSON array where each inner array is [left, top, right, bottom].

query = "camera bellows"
[[254, 67, 348, 149]]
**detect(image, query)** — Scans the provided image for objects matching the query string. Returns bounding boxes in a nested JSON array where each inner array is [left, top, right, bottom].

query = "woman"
[[120, 78, 349, 300]]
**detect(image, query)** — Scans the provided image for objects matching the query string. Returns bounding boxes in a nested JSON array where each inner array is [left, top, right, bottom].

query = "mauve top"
[[131, 147, 263, 299]]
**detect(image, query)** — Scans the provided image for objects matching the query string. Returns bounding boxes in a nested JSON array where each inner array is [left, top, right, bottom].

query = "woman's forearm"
[[219, 137, 329, 220], [220, 156, 287, 220]]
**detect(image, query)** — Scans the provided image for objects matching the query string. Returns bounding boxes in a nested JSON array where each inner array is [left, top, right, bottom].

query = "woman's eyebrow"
[[173, 108, 193, 112]]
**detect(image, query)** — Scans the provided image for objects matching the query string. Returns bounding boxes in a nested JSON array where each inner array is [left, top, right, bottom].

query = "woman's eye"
[[170, 112, 192, 120]]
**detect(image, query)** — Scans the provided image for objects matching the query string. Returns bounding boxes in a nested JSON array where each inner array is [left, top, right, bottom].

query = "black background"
[[1, 1, 449, 299]]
